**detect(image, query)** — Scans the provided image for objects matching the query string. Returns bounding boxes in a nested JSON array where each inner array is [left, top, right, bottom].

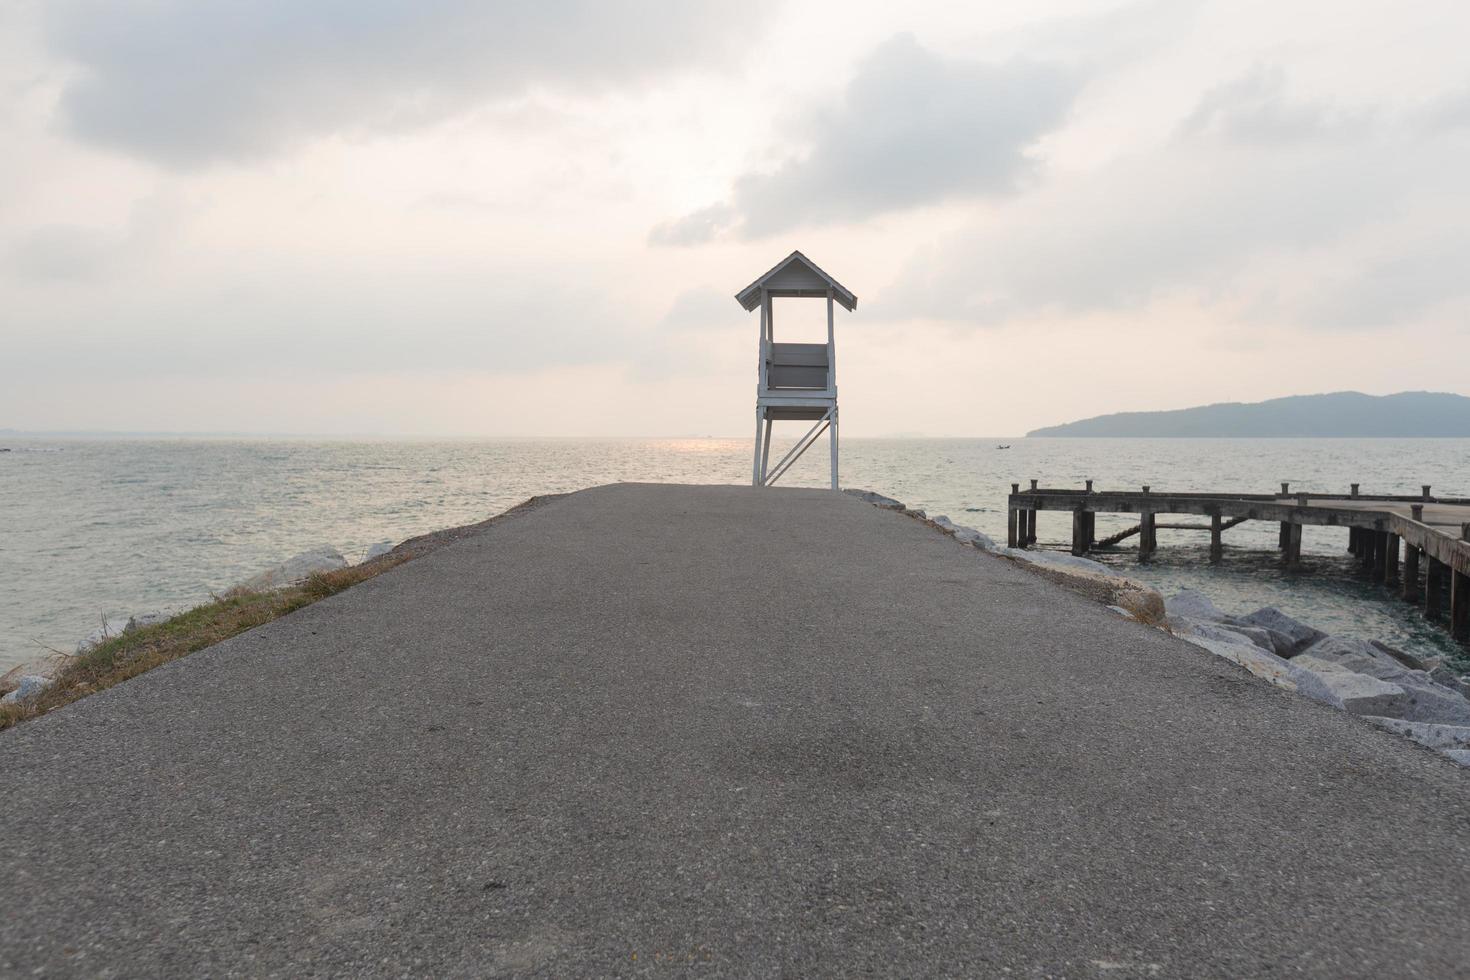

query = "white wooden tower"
[[735, 251, 857, 490]]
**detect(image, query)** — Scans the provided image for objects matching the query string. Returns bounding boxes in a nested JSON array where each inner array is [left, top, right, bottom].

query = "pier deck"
[[4, 484, 1470, 976], [1009, 482, 1470, 646]]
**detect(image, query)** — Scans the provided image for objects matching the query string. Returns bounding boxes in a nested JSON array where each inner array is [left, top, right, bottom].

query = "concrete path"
[[4, 483, 1469, 977]]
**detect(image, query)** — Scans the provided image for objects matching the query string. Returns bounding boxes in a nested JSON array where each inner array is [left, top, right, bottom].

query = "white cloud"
[[653, 33, 1082, 243], [42, 0, 765, 168], [883, 65, 1470, 332]]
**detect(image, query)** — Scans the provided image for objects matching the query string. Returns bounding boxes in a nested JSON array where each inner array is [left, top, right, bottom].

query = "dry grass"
[[0, 558, 406, 732]]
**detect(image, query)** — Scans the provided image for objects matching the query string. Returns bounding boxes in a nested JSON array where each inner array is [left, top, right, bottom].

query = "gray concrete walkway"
[[4, 483, 1469, 977]]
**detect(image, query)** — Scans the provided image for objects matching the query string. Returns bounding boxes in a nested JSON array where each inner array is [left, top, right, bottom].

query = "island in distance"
[[1028, 391, 1470, 437]]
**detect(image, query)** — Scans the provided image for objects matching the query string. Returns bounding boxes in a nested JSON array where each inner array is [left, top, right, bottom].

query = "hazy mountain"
[[1028, 391, 1470, 437]]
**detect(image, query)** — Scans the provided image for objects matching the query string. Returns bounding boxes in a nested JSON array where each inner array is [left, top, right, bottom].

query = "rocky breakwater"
[[843, 488, 1470, 771], [1164, 589, 1470, 767]]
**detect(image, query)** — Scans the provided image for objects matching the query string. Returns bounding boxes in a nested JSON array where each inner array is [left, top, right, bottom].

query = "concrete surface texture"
[[3, 483, 1469, 977]]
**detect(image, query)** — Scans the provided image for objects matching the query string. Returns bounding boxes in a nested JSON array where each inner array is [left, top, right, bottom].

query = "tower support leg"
[[751, 408, 765, 487], [761, 419, 773, 485], [829, 407, 839, 491]]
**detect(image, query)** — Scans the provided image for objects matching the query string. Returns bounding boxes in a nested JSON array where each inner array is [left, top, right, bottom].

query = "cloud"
[[656, 286, 744, 331], [883, 66, 1470, 332], [4, 193, 185, 283], [1424, 84, 1470, 132], [1180, 64, 1373, 145], [41, 0, 762, 168], [648, 205, 734, 248], [652, 33, 1081, 244]]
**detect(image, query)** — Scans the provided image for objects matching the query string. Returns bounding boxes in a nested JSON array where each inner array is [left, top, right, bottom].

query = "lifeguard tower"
[[735, 251, 857, 490]]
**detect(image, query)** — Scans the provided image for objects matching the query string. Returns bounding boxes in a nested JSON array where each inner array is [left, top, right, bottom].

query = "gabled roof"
[[735, 251, 858, 312]]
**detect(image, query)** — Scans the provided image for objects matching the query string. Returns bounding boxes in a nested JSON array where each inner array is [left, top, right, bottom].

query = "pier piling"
[[1285, 523, 1303, 568], [1139, 511, 1157, 561], [1454, 569, 1470, 642], [1210, 513, 1223, 564], [1427, 558, 1446, 619], [1404, 545, 1421, 602], [1372, 530, 1389, 583]]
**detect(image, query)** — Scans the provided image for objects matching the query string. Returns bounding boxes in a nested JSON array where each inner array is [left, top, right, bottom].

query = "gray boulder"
[[931, 515, 955, 531], [906, 508, 927, 520], [1429, 667, 1470, 699], [1296, 637, 1470, 725], [1289, 658, 1409, 716], [1, 675, 49, 705], [1298, 635, 1401, 673], [1219, 618, 1297, 657], [1181, 635, 1296, 690], [951, 526, 999, 552], [363, 540, 395, 562], [1362, 717, 1470, 751], [1214, 623, 1283, 654], [1441, 749, 1470, 767], [127, 611, 169, 631], [76, 616, 132, 654], [843, 489, 905, 510], [1237, 607, 1325, 655], [236, 546, 347, 592], [1165, 589, 1227, 623], [1370, 640, 1437, 673], [1177, 619, 1261, 649], [1010, 549, 1118, 577]]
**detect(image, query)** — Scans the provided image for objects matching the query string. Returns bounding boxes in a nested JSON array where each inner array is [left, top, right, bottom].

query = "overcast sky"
[[2, 0, 1467, 436]]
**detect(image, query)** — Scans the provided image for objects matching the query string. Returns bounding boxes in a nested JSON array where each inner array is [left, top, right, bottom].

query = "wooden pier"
[[1007, 481, 1470, 647]]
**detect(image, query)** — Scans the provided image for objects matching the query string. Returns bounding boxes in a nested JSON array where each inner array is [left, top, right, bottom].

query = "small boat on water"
[[995, 444, 1011, 450]]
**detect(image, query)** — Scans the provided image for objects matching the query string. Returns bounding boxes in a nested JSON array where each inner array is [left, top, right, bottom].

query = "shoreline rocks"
[[1169, 591, 1470, 765], [234, 546, 347, 592], [843, 488, 1470, 772]]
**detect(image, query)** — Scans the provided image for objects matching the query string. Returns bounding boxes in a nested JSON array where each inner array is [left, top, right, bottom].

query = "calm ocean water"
[[3, 436, 1468, 673]]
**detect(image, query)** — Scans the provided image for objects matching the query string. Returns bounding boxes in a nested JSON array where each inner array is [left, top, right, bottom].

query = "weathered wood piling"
[[1007, 481, 1470, 649]]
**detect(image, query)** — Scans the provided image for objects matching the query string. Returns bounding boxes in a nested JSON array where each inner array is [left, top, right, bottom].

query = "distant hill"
[[1028, 391, 1470, 437]]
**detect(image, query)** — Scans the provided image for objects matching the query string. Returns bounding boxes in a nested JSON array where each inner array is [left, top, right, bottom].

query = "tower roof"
[[735, 251, 857, 312]]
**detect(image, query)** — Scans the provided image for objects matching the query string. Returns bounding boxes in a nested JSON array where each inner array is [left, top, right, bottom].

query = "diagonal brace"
[[764, 411, 832, 487]]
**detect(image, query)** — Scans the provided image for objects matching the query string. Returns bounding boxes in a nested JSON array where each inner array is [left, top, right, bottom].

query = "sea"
[[3, 436, 1468, 674]]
